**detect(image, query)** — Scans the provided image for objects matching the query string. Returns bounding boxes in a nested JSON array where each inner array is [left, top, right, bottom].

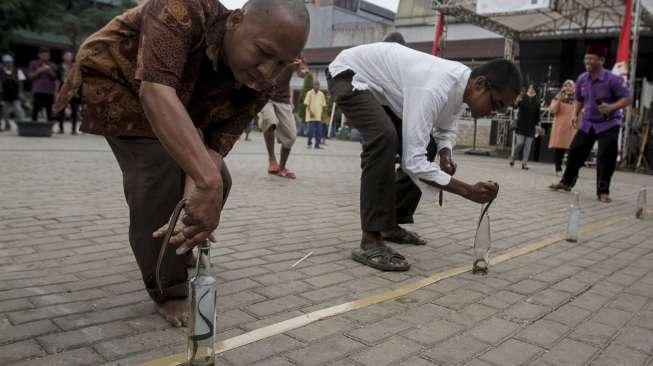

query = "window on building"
[[334, 0, 359, 12]]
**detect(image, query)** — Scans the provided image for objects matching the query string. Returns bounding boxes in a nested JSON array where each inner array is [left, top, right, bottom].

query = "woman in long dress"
[[548, 80, 577, 175]]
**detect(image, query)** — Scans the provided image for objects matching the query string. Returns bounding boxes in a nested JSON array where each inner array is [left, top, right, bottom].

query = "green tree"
[[0, 0, 45, 49], [0, 0, 136, 51], [297, 72, 314, 122], [41, 0, 137, 50]]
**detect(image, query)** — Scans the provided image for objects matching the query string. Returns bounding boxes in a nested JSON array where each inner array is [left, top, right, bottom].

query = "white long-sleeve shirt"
[[329, 42, 470, 190]]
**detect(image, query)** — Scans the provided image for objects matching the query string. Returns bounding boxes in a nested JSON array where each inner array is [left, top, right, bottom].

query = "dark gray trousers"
[[328, 70, 437, 231], [106, 136, 231, 302]]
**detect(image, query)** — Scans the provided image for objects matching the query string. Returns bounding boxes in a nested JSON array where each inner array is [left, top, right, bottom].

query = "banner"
[[476, 0, 550, 14], [612, 0, 633, 86]]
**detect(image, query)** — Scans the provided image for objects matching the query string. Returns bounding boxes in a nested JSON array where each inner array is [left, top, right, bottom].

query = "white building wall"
[[305, 4, 394, 48], [397, 23, 502, 43]]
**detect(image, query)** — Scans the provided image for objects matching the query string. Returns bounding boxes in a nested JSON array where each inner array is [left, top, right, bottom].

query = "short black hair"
[[470, 59, 522, 95], [383, 32, 406, 45], [38, 47, 50, 54]]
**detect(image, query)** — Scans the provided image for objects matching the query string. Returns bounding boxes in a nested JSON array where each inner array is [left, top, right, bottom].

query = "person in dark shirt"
[[510, 83, 541, 170], [0, 54, 26, 130], [56, 51, 82, 134]]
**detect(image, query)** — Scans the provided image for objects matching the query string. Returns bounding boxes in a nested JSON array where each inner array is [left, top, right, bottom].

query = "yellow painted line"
[[139, 214, 631, 366]]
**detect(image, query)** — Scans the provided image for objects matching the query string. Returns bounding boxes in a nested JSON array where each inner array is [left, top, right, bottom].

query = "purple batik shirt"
[[28, 60, 57, 95], [575, 68, 631, 134]]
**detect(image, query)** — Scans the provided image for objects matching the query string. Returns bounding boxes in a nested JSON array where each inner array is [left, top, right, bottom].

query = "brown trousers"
[[106, 137, 231, 302]]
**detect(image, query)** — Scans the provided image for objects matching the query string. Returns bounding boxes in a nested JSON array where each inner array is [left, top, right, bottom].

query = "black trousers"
[[554, 148, 566, 172], [32, 92, 54, 122], [561, 126, 619, 196], [57, 100, 80, 133], [106, 136, 231, 302], [328, 70, 437, 231], [382, 106, 438, 224]]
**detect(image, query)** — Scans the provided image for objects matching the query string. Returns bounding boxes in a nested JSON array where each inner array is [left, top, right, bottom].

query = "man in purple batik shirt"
[[550, 43, 632, 203], [28, 48, 58, 122]]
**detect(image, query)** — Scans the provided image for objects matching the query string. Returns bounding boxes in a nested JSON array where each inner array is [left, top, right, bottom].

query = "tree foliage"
[[1, 0, 137, 50], [297, 72, 314, 122]]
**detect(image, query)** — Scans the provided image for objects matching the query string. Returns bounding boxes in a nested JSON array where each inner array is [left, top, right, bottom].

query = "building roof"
[[303, 37, 506, 65], [401, 0, 652, 39]]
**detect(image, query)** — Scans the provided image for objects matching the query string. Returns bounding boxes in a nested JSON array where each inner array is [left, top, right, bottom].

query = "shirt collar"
[[204, 5, 231, 69], [590, 68, 608, 82], [456, 67, 471, 109]]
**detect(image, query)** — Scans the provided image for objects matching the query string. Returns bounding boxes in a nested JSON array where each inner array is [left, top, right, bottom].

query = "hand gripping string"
[[155, 199, 187, 295], [472, 185, 498, 274]]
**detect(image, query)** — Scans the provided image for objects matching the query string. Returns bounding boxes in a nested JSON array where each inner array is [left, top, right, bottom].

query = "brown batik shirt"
[[57, 0, 269, 157]]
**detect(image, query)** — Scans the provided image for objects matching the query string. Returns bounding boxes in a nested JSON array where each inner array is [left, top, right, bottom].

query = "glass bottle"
[[636, 186, 647, 219], [187, 241, 216, 366], [473, 205, 491, 274], [566, 192, 581, 242]]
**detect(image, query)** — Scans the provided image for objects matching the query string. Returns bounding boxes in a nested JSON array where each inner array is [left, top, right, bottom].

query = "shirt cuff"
[[434, 172, 452, 186]]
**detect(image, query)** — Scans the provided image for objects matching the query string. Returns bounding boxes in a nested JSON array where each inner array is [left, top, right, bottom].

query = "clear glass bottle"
[[473, 206, 491, 274], [566, 192, 581, 242], [187, 241, 216, 366], [636, 186, 647, 219]]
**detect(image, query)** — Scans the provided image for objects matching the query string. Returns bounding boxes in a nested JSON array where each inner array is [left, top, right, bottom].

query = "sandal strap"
[[361, 246, 406, 264], [384, 227, 425, 244]]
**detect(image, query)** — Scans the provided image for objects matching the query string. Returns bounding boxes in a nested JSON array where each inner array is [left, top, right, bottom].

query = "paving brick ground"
[[1, 127, 652, 366]]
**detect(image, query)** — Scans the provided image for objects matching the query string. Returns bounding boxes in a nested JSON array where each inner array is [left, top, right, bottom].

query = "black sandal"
[[382, 227, 427, 245], [351, 246, 410, 271], [549, 182, 571, 191]]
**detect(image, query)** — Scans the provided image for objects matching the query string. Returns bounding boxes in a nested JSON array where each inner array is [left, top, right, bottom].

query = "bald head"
[[243, 0, 310, 30], [223, 0, 310, 91]]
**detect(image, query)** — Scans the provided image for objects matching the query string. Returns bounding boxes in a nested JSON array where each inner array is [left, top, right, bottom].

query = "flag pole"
[[624, 0, 642, 166], [432, 12, 445, 56]]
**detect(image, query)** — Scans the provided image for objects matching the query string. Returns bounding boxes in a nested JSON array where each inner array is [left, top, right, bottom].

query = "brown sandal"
[[351, 246, 410, 271], [276, 168, 296, 179], [382, 226, 427, 245]]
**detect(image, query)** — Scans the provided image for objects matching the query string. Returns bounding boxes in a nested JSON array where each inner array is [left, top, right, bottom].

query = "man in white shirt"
[[327, 42, 521, 271], [380, 31, 437, 247]]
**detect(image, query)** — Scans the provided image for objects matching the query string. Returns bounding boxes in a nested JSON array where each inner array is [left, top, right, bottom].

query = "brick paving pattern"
[[0, 130, 652, 365]]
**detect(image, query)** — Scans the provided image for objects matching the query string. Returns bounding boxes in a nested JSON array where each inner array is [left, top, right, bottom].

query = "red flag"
[[612, 0, 632, 85], [432, 12, 444, 56]]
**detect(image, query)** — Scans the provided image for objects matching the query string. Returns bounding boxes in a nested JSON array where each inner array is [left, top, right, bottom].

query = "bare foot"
[[598, 194, 612, 203], [156, 299, 188, 327]]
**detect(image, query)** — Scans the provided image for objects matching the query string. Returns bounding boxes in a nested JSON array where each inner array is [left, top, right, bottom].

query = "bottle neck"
[[196, 242, 212, 276]]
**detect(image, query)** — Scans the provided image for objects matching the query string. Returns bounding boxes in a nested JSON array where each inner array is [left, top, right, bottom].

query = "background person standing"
[[259, 58, 308, 179], [510, 83, 540, 170], [57, 51, 81, 134], [28, 48, 58, 122], [550, 43, 632, 203], [304, 80, 327, 149], [0, 54, 26, 131], [548, 79, 577, 175]]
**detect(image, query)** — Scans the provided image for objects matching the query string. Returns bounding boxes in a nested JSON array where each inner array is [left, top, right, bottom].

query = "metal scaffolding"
[[431, 0, 652, 39], [430, 0, 650, 161]]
